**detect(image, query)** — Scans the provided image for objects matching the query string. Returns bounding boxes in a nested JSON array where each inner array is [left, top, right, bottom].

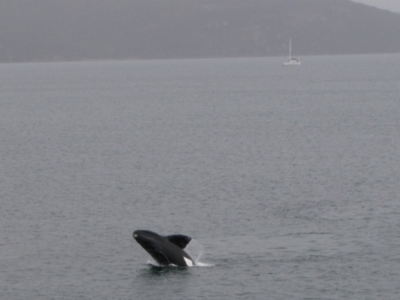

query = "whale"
[[133, 230, 194, 267]]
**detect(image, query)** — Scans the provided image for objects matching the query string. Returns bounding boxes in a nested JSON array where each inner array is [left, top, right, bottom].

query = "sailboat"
[[283, 39, 301, 66]]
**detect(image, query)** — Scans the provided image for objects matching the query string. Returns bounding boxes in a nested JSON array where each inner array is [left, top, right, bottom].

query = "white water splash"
[[144, 239, 213, 267], [185, 238, 203, 264], [185, 239, 214, 267], [194, 261, 215, 267]]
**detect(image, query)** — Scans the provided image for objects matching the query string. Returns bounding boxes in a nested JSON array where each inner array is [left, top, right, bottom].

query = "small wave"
[[146, 260, 214, 268], [146, 260, 161, 267]]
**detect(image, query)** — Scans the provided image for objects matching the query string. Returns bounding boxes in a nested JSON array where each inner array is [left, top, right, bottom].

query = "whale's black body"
[[133, 230, 194, 267]]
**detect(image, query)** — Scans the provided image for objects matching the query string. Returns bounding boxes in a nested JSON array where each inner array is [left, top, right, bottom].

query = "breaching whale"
[[133, 230, 194, 267]]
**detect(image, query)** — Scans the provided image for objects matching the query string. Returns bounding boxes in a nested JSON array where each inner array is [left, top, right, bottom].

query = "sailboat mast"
[[283, 38, 300, 65]]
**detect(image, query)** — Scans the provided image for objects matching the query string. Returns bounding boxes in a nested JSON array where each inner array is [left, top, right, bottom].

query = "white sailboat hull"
[[283, 39, 301, 66], [283, 59, 301, 66]]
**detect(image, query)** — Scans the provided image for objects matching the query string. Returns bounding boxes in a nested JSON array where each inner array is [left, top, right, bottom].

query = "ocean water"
[[1, 54, 399, 299]]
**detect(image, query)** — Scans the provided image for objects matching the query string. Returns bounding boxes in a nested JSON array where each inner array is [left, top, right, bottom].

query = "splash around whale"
[[133, 230, 209, 267]]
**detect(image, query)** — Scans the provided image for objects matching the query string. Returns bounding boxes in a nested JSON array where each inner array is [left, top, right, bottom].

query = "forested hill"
[[1, 0, 400, 62]]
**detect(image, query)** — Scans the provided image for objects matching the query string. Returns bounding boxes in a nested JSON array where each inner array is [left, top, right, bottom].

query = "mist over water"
[[1, 54, 400, 299]]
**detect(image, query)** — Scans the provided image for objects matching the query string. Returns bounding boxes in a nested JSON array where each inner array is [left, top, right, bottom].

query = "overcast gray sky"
[[353, 0, 400, 13]]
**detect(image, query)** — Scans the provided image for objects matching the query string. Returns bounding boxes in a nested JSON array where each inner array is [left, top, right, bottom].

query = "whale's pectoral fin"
[[167, 235, 192, 249], [152, 251, 171, 266]]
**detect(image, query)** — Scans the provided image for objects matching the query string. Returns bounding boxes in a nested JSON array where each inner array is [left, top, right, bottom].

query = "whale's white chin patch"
[[184, 257, 193, 267]]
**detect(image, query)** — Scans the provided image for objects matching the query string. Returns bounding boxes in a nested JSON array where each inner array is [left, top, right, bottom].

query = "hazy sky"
[[353, 0, 400, 13]]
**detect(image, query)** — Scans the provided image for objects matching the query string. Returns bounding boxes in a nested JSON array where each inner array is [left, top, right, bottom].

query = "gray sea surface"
[[1, 54, 400, 299]]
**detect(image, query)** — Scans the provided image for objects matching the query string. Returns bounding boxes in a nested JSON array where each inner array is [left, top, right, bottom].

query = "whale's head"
[[133, 230, 162, 253]]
